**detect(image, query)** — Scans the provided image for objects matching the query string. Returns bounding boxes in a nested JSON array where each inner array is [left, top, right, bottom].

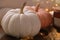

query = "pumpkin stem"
[[20, 2, 26, 14], [35, 3, 40, 12]]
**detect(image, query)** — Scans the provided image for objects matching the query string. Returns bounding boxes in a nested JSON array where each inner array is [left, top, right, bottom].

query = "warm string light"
[[49, 11, 54, 16], [45, 8, 54, 17], [49, 11, 54, 14], [33, 0, 57, 9], [55, 0, 60, 5], [45, 8, 49, 12], [46, 1, 49, 4], [55, 4, 58, 7]]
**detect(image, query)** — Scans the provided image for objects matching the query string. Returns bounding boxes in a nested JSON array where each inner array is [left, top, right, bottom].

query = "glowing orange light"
[[55, 4, 58, 7], [45, 8, 49, 12], [49, 11, 54, 16], [46, 1, 49, 3]]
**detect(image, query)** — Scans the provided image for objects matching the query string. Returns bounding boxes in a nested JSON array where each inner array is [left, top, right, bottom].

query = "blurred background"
[[0, 0, 60, 9]]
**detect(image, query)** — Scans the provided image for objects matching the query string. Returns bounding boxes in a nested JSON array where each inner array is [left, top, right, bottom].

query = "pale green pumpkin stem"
[[35, 3, 40, 12], [20, 2, 26, 14]]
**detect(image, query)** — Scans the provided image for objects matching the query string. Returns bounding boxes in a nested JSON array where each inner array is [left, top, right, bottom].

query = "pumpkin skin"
[[24, 6, 52, 29], [1, 9, 41, 38], [0, 8, 11, 26], [37, 9, 52, 28], [23, 6, 35, 13]]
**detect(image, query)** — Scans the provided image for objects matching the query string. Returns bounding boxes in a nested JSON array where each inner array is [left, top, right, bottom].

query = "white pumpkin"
[[1, 8, 41, 38], [0, 8, 11, 25], [23, 6, 35, 13]]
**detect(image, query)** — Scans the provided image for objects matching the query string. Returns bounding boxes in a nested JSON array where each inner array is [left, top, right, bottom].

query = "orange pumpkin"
[[37, 9, 52, 28]]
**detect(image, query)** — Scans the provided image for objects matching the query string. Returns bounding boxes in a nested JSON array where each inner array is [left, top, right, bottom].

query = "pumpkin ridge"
[[29, 14, 41, 36], [8, 14, 20, 37], [1, 13, 14, 34]]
